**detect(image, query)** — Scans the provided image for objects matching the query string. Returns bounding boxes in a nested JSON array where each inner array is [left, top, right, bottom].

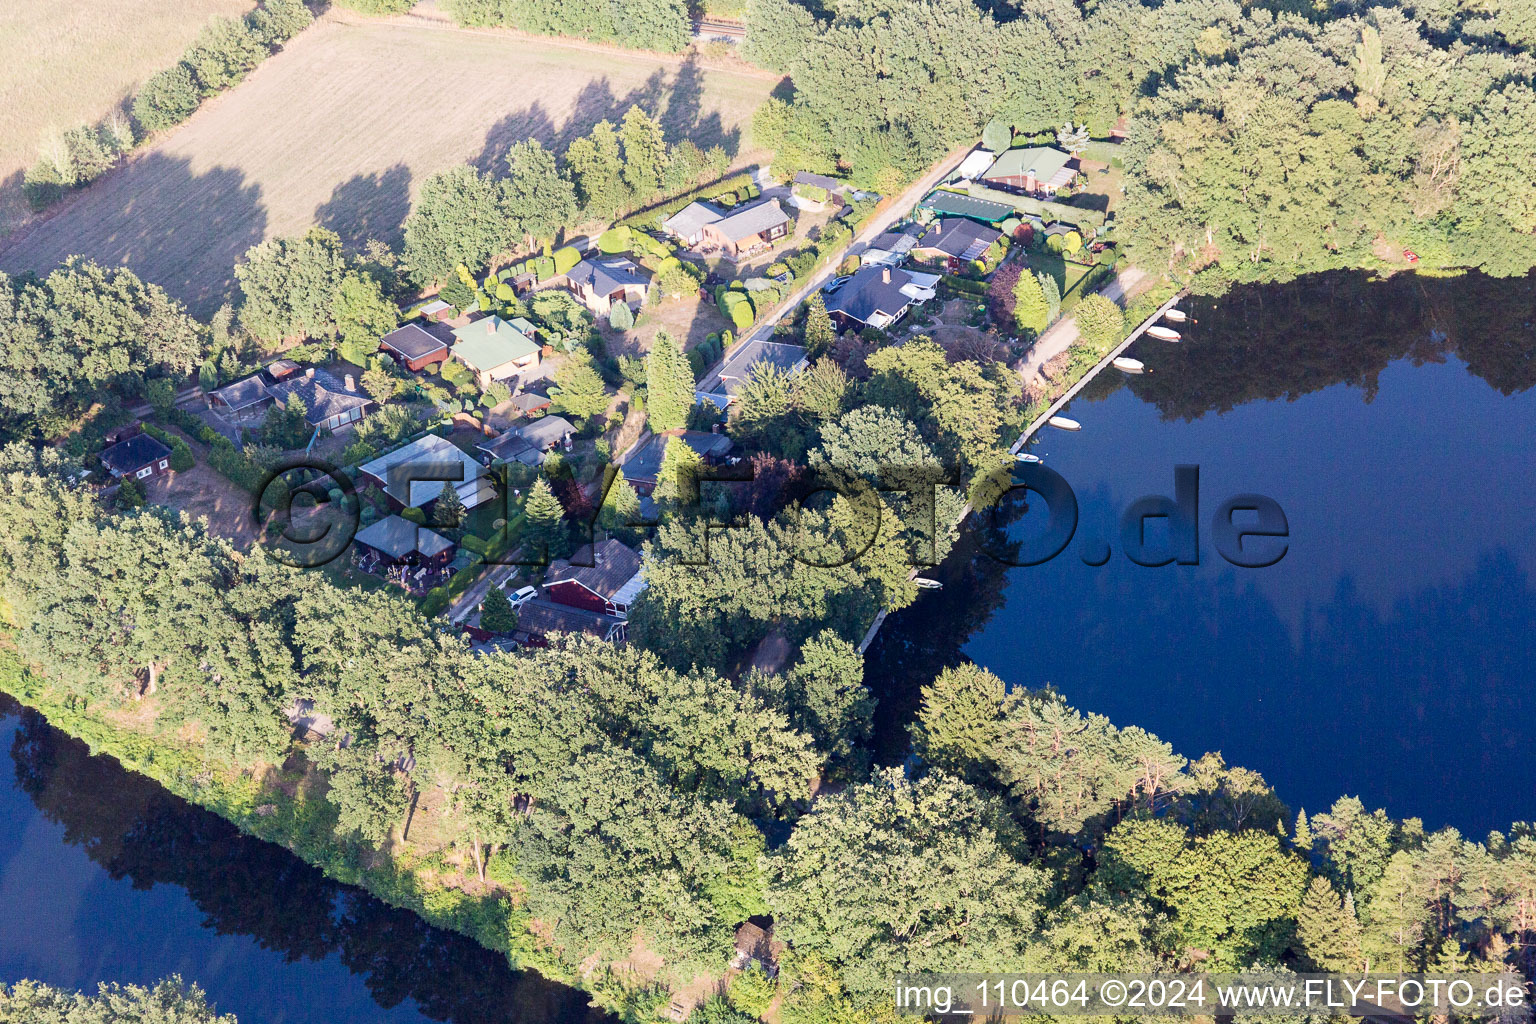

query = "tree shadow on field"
[[473, 105, 561, 174], [0, 152, 266, 318], [314, 164, 413, 249], [661, 52, 740, 158], [472, 60, 741, 174]]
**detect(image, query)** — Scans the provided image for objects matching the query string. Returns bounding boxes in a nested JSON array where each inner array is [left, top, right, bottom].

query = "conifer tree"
[[433, 482, 465, 528], [1295, 809, 1313, 850], [524, 476, 566, 558], [653, 436, 702, 508], [478, 585, 517, 633], [802, 292, 835, 357], [1011, 270, 1050, 336], [1296, 876, 1363, 971], [644, 330, 695, 432], [598, 469, 642, 531]]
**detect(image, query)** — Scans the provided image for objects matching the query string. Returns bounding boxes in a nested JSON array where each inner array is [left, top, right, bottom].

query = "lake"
[[0, 696, 612, 1024], [867, 270, 1536, 838]]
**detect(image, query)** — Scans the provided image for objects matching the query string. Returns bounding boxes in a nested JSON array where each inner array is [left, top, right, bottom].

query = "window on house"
[[136, 467, 153, 479], [158, 461, 168, 469]]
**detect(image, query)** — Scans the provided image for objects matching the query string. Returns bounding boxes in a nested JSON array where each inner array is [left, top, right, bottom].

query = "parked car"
[[505, 584, 538, 609]]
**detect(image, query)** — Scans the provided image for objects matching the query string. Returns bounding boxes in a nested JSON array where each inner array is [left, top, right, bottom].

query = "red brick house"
[[544, 539, 645, 618]]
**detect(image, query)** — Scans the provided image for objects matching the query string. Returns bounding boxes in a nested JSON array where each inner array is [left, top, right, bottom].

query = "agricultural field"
[[0, 0, 255, 236], [0, 12, 777, 317]]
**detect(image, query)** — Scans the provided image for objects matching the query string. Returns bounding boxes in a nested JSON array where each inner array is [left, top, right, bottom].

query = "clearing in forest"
[[0, 0, 255, 235], [0, 12, 777, 316]]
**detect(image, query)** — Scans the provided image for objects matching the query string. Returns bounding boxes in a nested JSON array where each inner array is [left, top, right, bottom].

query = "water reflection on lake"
[[868, 271, 1536, 837], [0, 696, 612, 1024]]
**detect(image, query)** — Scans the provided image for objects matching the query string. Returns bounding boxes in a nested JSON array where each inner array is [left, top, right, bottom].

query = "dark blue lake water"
[[0, 697, 610, 1024], [868, 271, 1536, 837]]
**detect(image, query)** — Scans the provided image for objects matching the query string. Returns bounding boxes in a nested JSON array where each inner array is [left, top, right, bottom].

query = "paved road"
[[744, 142, 979, 345], [1016, 265, 1150, 385]]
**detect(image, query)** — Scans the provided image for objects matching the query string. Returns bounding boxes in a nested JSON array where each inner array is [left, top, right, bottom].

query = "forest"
[[746, 0, 1536, 285]]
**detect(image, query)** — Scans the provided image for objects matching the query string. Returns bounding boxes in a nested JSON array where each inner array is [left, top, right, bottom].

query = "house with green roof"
[[981, 145, 1077, 196], [919, 190, 1014, 226], [450, 315, 541, 387]]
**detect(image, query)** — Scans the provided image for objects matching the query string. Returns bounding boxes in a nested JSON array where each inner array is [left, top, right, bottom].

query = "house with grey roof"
[[357, 433, 498, 512], [566, 256, 650, 316], [622, 430, 735, 493], [699, 199, 791, 259], [910, 218, 1003, 264], [450, 316, 540, 388], [662, 201, 723, 246], [544, 539, 646, 618], [100, 433, 172, 480], [662, 199, 792, 259], [353, 515, 456, 566], [267, 368, 373, 431], [823, 264, 928, 332]]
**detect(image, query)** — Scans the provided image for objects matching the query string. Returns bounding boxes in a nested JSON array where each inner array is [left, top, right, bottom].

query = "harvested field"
[[0, 0, 254, 236], [0, 11, 778, 316]]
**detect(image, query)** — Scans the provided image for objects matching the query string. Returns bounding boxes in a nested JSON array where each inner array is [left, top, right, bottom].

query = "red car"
[[1403, 250, 1419, 263]]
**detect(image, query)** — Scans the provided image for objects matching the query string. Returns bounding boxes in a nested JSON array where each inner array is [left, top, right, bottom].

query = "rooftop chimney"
[[343, 374, 356, 392], [486, 320, 495, 334], [305, 367, 315, 379], [882, 267, 891, 284], [933, 220, 942, 233]]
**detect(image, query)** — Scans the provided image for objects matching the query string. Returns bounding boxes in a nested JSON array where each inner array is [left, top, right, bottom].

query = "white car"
[[505, 585, 538, 609]]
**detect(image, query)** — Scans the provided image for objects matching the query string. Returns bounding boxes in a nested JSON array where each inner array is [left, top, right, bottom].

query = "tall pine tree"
[[644, 329, 695, 432], [523, 476, 566, 559], [802, 292, 835, 357], [1296, 876, 1363, 971]]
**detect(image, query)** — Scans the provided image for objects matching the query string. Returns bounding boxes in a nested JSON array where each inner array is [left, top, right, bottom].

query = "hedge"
[[954, 183, 1106, 229], [597, 226, 631, 253], [553, 246, 581, 274], [621, 172, 755, 231], [419, 587, 449, 617], [534, 256, 555, 280], [461, 534, 490, 555]]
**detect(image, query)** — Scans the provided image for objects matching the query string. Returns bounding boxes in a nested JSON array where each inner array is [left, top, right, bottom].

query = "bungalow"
[[450, 316, 540, 388], [663, 199, 792, 258], [513, 600, 627, 647], [623, 429, 735, 493], [566, 257, 650, 317], [357, 433, 498, 512], [544, 539, 645, 618], [207, 374, 275, 419], [699, 200, 791, 259], [981, 145, 1077, 197], [661, 201, 723, 247], [267, 368, 372, 431], [475, 430, 543, 467], [823, 264, 929, 332], [514, 414, 575, 452], [378, 323, 449, 372], [100, 433, 172, 480], [353, 514, 457, 568], [695, 339, 808, 408], [212, 366, 370, 430], [910, 218, 1003, 266]]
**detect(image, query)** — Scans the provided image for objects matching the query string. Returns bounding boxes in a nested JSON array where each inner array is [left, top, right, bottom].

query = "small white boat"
[[1112, 357, 1145, 374], [1164, 308, 1188, 323], [1048, 416, 1081, 431], [1146, 325, 1181, 342], [1015, 452, 1042, 464], [913, 578, 943, 590]]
